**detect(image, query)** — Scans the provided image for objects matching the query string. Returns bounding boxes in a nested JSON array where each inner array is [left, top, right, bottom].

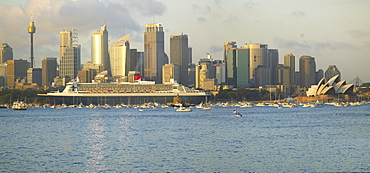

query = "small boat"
[[12, 101, 28, 110], [235, 112, 242, 117], [176, 107, 192, 112], [233, 110, 237, 113], [202, 105, 211, 110]]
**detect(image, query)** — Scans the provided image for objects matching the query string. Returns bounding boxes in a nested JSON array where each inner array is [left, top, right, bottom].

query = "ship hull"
[[38, 93, 207, 105]]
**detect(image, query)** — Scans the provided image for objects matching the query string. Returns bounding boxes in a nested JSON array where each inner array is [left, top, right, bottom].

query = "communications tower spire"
[[28, 14, 36, 68]]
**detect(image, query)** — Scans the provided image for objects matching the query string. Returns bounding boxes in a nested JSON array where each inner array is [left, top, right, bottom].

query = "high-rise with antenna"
[[28, 14, 36, 68]]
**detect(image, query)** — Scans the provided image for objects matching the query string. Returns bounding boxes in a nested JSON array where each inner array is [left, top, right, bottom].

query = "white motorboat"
[[235, 112, 242, 117], [176, 107, 192, 112]]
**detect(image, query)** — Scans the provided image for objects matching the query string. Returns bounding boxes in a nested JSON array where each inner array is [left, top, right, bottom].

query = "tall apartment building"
[[91, 24, 109, 71], [170, 34, 189, 86], [109, 34, 130, 77], [59, 30, 81, 81], [0, 43, 13, 63], [6, 59, 29, 88], [42, 57, 57, 86], [299, 55, 316, 88], [144, 23, 166, 83]]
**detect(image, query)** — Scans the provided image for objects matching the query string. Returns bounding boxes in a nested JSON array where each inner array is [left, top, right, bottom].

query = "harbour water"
[[1, 104, 369, 172]]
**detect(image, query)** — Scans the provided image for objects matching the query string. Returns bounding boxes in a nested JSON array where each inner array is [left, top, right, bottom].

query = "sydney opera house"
[[295, 75, 355, 102], [306, 75, 354, 96]]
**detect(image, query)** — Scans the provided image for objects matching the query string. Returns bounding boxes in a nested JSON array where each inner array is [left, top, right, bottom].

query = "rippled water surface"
[[1, 104, 370, 172]]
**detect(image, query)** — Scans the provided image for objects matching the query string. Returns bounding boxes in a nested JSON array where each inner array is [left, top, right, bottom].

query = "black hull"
[[40, 95, 207, 105]]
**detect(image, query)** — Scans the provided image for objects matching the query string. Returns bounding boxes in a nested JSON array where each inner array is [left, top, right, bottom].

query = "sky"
[[0, 0, 369, 83]]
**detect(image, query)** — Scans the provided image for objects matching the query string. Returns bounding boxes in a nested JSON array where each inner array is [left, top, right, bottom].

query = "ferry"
[[38, 80, 209, 105], [12, 101, 28, 110]]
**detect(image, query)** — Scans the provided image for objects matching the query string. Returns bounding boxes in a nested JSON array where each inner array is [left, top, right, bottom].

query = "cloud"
[[191, 3, 211, 14], [197, 17, 207, 22], [346, 30, 370, 39], [0, 0, 166, 66], [291, 11, 306, 17], [209, 45, 223, 54], [273, 37, 355, 53], [243, 1, 257, 10]]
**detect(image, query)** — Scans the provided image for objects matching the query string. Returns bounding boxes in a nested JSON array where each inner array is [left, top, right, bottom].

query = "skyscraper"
[[59, 30, 81, 80], [144, 23, 166, 83], [109, 34, 130, 77], [299, 55, 316, 88], [170, 34, 189, 85], [91, 24, 109, 70], [248, 44, 268, 87], [0, 43, 13, 63], [267, 49, 279, 85], [284, 53, 295, 85], [7, 59, 29, 88], [162, 63, 180, 83], [42, 57, 57, 86], [28, 16, 36, 68], [224, 41, 237, 84], [325, 65, 341, 81], [27, 68, 42, 86], [226, 48, 249, 88]]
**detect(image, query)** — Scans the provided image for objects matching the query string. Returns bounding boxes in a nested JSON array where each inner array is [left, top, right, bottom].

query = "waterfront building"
[[283, 53, 295, 86], [27, 68, 42, 86], [144, 23, 166, 83], [325, 65, 341, 81], [267, 49, 279, 85], [42, 57, 57, 87], [170, 34, 189, 86], [305, 75, 354, 97], [6, 59, 29, 88], [162, 63, 180, 83], [226, 48, 249, 88], [109, 35, 130, 77], [59, 30, 81, 81], [91, 24, 109, 71], [299, 55, 316, 88], [0, 43, 13, 63]]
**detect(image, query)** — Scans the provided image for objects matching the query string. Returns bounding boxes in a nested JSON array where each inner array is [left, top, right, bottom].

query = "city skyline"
[[0, 0, 369, 83]]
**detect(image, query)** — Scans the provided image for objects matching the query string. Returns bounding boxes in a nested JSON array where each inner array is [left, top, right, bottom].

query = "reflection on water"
[[0, 105, 370, 172], [87, 115, 106, 172]]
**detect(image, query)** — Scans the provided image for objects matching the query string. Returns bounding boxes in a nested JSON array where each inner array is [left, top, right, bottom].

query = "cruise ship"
[[38, 81, 210, 105]]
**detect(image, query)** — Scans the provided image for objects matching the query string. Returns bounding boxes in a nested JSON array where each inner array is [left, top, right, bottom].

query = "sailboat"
[[202, 96, 212, 110]]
